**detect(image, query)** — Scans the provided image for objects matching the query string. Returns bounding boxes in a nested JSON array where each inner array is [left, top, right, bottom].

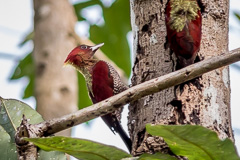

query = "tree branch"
[[28, 48, 240, 136]]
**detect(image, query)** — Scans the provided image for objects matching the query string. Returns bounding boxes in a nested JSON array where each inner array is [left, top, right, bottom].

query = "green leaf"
[[25, 136, 132, 160], [11, 31, 35, 99], [146, 124, 240, 160], [89, 0, 131, 77], [0, 98, 16, 142], [0, 128, 17, 160], [19, 31, 34, 47], [38, 149, 66, 160], [234, 12, 240, 21], [139, 153, 178, 160], [23, 73, 34, 99], [10, 52, 34, 99], [0, 97, 66, 160], [73, 0, 103, 21], [10, 52, 33, 79], [0, 97, 42, 142]]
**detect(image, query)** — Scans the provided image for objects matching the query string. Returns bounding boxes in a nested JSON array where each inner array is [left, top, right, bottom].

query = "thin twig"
[[33, 47, 240, 136]]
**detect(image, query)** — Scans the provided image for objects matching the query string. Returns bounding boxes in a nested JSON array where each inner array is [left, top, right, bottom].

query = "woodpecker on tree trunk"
[[165, 0, 202, 68], [64, 43, 132, 152]]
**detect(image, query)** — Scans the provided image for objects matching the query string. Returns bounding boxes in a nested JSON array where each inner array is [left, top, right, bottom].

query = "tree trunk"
[[129, 0, 233, 156], [33, 0, 78, 136]]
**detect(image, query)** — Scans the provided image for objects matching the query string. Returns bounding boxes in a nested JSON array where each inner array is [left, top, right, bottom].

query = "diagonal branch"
[[31, 47, 240, 136]]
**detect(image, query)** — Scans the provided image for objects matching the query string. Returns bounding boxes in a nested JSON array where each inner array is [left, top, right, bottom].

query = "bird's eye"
[[80, 45, 87, 49]]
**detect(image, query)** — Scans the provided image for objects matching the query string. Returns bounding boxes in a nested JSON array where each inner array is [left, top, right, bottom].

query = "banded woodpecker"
[[165, 0, 202, 67], [64, 43, 132, 152]]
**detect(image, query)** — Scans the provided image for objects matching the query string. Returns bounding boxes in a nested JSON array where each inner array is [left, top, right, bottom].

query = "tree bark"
[[33, 0, 78, 136], [129, 0, 233, 156]]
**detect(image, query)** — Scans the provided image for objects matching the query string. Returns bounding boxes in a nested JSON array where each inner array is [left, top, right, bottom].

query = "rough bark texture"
[[129, 0, 233, 156], [33, 0, 78, 136]]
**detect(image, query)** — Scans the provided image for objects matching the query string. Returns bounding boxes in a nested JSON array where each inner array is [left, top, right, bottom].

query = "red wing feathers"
[[91, 61, 114, 103]]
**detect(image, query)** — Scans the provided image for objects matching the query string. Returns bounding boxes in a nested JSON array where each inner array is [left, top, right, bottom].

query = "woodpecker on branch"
[[165, 0, 202, 68], [64, 43, 132, 152]]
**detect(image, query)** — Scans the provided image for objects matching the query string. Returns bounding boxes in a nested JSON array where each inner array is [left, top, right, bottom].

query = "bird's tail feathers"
[[102, 114, 132, 153]]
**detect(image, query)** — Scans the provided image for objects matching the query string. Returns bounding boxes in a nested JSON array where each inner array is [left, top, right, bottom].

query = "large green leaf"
[[0, 98, 16, 142], [0, 97, 66, 160], [0, 97, 42, 142], [10, 52, 34, 99], [138, 153, 178, 160], [25, 136, 132, 160], [89, 0, 131, 77], [146, 124, 240, 160]]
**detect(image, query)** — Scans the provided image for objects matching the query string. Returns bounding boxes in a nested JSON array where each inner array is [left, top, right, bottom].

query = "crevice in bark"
[[141, 24, 150, 33], [136, 43, 145, 55], [164, 36, 168, 50], [170, 99, 186, 124], [141, 70, 156, 83], [141, 14, 158, 36], [136, 129, 146, 151], [60, 86, 70, 95], [198, 0, 205, 13], [189, 107, 201, 124], [36, 62, 46, 77], [194, 53, 202, 63], [177, 77, 203, 93], [135, 132, 170, 156]]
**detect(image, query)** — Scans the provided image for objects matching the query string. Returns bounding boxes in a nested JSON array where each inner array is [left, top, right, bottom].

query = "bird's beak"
[[63, 61, 69, 66], [63, 60, 71, 67], [64, 55, 73, 66], [64, 57, 70, 65], [90, 43, 104, 52]]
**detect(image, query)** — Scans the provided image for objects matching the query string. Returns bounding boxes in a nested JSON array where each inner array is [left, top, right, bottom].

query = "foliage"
[[10, 0, 131, 110], [146, 124, 240, 160], [25, 136, 131, 160], [10, 52, 34, 99], [1, 98, 240, 160], [138, 153, 177, 160], [0, 97, 66, 159], [234, 12, 240, 21]]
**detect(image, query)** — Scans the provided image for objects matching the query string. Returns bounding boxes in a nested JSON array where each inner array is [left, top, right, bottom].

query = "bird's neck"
[[76, 59, 98, 76], [77, 59, 99, 94]]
